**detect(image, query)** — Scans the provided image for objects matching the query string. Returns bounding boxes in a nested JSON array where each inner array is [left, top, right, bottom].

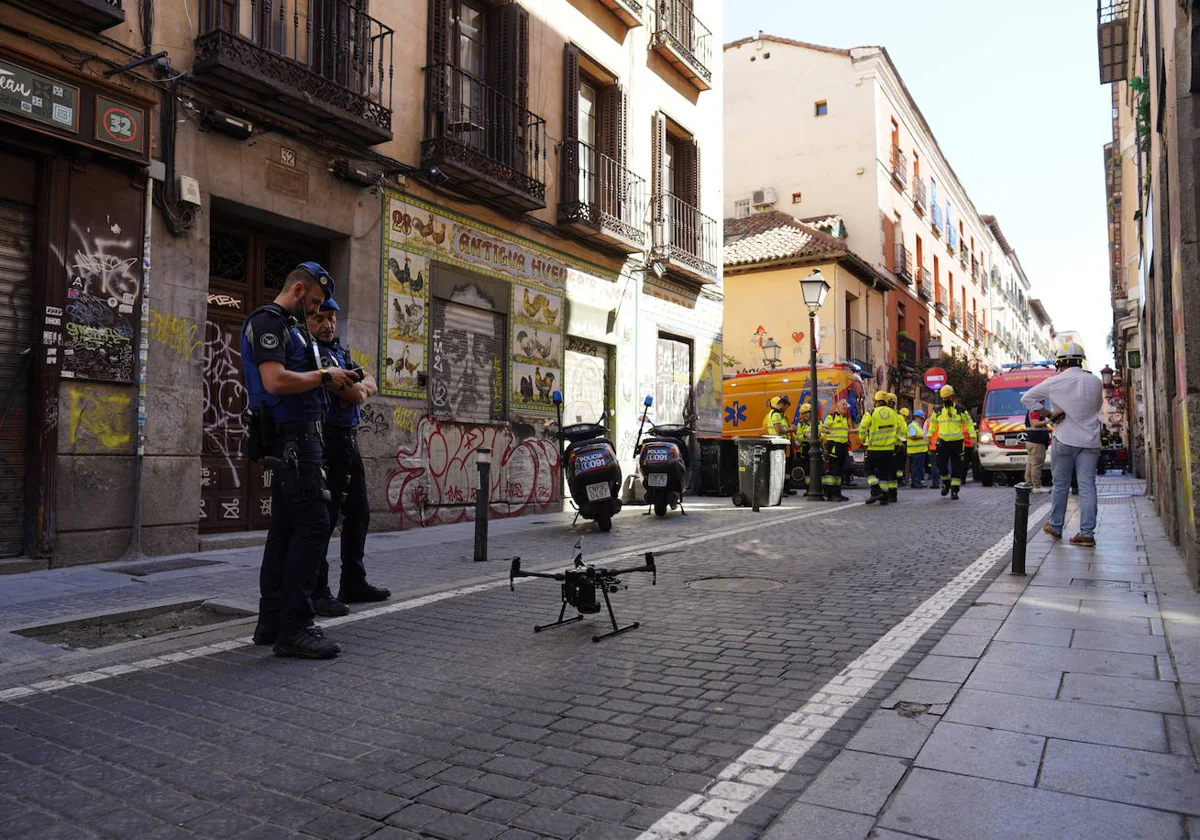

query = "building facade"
[[1097, 0, 1199, 587], [723, 35, 1053, 412], [0, 0, 723, 567]]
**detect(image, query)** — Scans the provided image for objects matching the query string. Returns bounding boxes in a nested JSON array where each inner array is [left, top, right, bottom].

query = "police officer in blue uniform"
[[243, 262, 356, 659], [306, 298, 391, 615]]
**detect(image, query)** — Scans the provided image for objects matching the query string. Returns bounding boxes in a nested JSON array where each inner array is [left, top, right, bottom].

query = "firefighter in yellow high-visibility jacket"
[[859, 391, 902, 506], [819, 401, 851, 502], [928, 385, 973, 500]]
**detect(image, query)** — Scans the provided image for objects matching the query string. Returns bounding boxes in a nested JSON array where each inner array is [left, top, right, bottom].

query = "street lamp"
[[1100, 364, 1114, 389], [927, 336, 943, 360], [800, 269, 830, 501], [761, 337, 782, 370]]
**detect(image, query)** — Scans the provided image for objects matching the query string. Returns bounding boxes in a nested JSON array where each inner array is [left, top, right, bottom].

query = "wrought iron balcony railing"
[[559, 140, 647, 253], [897, 334, 917, 368], [848, 328, 872, 372], [893, 244, 913, 283], [652, 192, 718, 284], [652, 0, 713, 91], [1097, 1, 1130, 83], [930, 203, 943, 236], [913, 178, 927, 213], [971, 257, 979, 280], [421, 63, 548, 212], [959, 248, 968, 268], [891, 146, 908, 188], [917, 266, 933, 300], [195, 0, 393, 146]]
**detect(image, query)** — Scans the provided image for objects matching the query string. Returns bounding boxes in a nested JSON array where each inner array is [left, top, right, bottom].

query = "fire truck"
[[974, 362, 1056, 487]]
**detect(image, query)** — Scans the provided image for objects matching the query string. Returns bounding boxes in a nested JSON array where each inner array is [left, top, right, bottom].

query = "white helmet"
[[1055, 340, 1085, 365]]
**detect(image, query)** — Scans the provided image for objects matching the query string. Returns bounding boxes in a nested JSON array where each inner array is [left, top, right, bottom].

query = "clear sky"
[[723, 0, 1115, 368]]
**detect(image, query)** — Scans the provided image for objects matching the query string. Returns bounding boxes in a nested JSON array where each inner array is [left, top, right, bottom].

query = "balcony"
[[913, 179, 927, 214], [935, 293, 948, 318], [194, 0, 393, 146], [9, 0, 124, 30], [917, 267, 933, 300], [893, 244, 913, 284], [598, 0, 643, 28], [959, 248, 968, 269], [559, 141, 647, 254], [971, 257, 979, 280], [847, 328, 873, 372], [421, 64, 548, 212], [891, 146, 908, 189], [652, 0, 713, 91], [1097, 2, 1129, 83], [966, 312, 976, 337], [947, 229, 957, 254], [897, 334, 917, 368], [931, 204, 943, 237], [652, 192, 718, 284]]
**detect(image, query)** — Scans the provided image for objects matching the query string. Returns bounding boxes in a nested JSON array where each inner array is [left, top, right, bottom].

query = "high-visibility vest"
[[907, 421, 929, 454], [821, 413, 850, 444], [860, 406, 901, 451], [929, 405, 971, 443], [796, 421, 812, 442], [764, 409, 791, 437]]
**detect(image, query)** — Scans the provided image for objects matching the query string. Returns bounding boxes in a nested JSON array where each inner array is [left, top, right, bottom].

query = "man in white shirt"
[[1020, 341, 1103, 546]]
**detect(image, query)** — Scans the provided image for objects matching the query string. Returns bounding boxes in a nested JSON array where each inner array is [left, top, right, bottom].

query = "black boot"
[[888, 488, 898, 503], [339, 582, 392, 604], [252, 619, 278, 646], [273, 627, 340, 659], [312, 596, 351, 617], [941, 481, 950, 497], [865, 487, 881, 505], [951, 487, 960, 500]]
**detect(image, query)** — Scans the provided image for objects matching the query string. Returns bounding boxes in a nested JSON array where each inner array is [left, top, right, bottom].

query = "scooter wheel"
[[596, 516, 613, 532], [654, 498, 668, 517], [731, 492, 746, 507]]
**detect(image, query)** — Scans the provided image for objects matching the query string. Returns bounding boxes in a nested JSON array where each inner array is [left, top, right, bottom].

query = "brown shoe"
[[1043, 523, 1062, 540], [1069, 534, 1096, 547]]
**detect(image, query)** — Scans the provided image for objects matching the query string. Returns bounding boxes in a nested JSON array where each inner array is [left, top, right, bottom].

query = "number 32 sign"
[[95, 95, 144, 155]]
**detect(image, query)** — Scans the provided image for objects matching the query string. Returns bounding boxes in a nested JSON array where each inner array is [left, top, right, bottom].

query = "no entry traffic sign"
[[924, 367, 948, 391]]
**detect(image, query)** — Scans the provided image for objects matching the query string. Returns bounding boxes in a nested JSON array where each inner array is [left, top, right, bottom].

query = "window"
[[561, 45, 631, 222], [652, 111, 702, 252], [815, 100, 828, 116], [429, 267, 508, 424]]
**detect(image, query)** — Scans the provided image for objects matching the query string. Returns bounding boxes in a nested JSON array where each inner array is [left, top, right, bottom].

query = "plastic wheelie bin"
[[731, 436, 787, 508]]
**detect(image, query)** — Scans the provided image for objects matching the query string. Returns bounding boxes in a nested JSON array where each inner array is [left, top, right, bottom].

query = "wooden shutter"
[[562, 44, 581, 208], [651, 111, 667, 243], [427, 0, 450, 66], [492, 3, 530, 174], [881, 213, 896, 270], [598, 82, 626, 219]]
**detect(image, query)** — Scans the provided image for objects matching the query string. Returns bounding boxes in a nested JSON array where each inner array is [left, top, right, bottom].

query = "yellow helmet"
[[900, 407, 910, 418], [940, 384, 956, 399], [798, 402, 812, 414], [874, 390, 887, 402], [886, 392, 898, 406], [769, 395, 791, 411]]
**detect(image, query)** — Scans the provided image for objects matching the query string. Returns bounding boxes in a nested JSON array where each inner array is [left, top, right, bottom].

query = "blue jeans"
[[909, 452, 927, 486], [1051, 443, 1099, 538]]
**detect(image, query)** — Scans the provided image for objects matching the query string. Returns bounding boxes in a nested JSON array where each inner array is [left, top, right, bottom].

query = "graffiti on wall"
[[66, 385, 131, 450], [148, 308, 204, 361], [386, 416, 559, 527], [201, 321, 248, 485]]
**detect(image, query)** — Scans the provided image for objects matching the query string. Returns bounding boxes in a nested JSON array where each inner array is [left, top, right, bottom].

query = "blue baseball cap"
[[297, 261, 335, 301], [320, 297, 341, 312]]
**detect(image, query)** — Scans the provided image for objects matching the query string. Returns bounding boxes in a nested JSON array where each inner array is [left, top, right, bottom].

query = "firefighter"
[[765, 395, 797, 494], [796, 402, 813, 463], [908, 409, 929, 488], [929, 384, 972, 499], [859, 391, 902, 505], [819, 399, 851, 502], [888, 395, 905, 503]]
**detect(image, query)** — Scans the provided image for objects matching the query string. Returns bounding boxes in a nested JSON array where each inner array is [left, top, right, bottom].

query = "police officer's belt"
[[275, 421, 323, 439], [326, 425, 357, 439]]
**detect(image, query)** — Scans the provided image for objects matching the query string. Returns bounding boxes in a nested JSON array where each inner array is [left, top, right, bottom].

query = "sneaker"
[[1043, 523, 1062, 540], [312, 597, 351, 617], [273, 627, 340, 659], [1069, 534, 1097, 547], [339, 583, 392, 604]]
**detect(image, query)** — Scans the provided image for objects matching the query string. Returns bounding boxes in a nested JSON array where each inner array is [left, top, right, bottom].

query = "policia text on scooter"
[[242, 262, 357, 660]]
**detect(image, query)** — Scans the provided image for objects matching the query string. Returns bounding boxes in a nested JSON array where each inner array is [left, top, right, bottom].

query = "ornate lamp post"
[[1100, 364, 1114, 389], [927, 336, 943, 408], [800, 269, 830, 500], [762, 337, 782, 370]]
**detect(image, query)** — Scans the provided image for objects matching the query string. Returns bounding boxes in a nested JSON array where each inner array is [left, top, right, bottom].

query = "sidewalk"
[[764, 476, 1200, 839]]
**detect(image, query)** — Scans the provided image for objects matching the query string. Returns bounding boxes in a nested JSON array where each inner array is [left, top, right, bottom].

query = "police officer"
[[929, 384, 972, 500], [244, 262, 355, 659], [819, 400, 851, 502], [306, 299, 391, 614], [860, 391, 902, 505]]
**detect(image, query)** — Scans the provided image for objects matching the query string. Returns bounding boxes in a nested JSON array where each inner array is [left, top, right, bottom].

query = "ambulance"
[[722, 364, 870, 475], [974, 362, 1056, 487]]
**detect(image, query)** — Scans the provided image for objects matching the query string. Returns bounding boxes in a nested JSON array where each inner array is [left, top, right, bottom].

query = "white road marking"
[[635, 501, 1052, 840], [0, 503, 849, 702]]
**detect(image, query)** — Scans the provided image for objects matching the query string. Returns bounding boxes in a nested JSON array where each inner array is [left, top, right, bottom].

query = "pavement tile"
[[798, 750, 909, 816], [914, 721, 1044, 786], [879, 768, 1185, 840], [946, 617, 1004, 638], [962, 662, 1062, 699], [1004, 607, 1148, 632], [1183, 683, 1200, 717], [927, 634, 990, 659], [338, 789, 409, 820], [760, 802, 876, 840], [993, 622, 1072, 647], [981, 640, 1158, 678], [510, 805, 592, 839], [1059, 673, 1183, 714], [944, 689, 1168, 752], [907, 655, 977, 684], [845, 709, 937, 759], [1071, 629, 1170, 655], [882, 679, 961, 708], [421, 811, 507, 840], [301, 810, 380, 840], [1040, 739, 1200, 815]]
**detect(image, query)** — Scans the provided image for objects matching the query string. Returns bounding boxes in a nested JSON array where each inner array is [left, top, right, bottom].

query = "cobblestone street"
[[0, 484, 1063, 840]]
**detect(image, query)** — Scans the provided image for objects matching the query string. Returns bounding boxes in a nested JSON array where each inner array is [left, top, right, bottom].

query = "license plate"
[[586, 482, 611, 501], [647, 473, 668, 487], [646, 449, 672, 463], [577, 453, 608, 472], [1008, 455, 1027, 463]]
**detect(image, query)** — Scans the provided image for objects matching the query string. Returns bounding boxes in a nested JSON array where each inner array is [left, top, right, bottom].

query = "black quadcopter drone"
[[508, 539, 657, 643]]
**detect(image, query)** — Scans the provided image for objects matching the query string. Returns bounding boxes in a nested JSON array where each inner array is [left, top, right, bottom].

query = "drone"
[[508, 538, 657, 643]]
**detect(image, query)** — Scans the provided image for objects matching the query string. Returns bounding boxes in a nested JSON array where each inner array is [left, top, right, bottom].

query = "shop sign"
[[0, 58, 79, 133]]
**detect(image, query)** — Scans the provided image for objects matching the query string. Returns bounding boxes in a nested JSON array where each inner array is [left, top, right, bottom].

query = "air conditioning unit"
[[751, 187, 777, 206]]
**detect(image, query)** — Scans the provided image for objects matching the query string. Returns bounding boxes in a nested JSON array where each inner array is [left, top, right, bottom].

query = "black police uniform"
[[315, 338, 383, 603], [241, 301, 334, 655]]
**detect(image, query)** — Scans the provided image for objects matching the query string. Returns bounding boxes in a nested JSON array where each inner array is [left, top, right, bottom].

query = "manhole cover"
[[687, 577, 785, 593], [104, 557, 224, 576], [13, 601, 252, 649], [1070, 578, 1132, 590]]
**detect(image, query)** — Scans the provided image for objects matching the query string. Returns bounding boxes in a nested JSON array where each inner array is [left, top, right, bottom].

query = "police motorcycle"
[[633, 396, 692, 517], [552, 391, 623, 532]]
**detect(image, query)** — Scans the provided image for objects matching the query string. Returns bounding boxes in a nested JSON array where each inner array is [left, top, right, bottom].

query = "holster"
[[246, 409, 275, 462], [265, 442, 331, 504]]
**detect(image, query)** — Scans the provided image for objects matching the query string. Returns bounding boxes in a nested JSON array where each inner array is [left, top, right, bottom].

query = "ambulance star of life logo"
[[725, 401, 747, 427]]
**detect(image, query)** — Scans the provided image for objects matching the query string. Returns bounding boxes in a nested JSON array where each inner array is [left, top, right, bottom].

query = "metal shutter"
[[0, 200, 34, 557]]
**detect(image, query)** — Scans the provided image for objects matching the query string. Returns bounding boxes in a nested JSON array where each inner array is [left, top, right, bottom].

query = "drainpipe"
[[120, 178, 153, 562]]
